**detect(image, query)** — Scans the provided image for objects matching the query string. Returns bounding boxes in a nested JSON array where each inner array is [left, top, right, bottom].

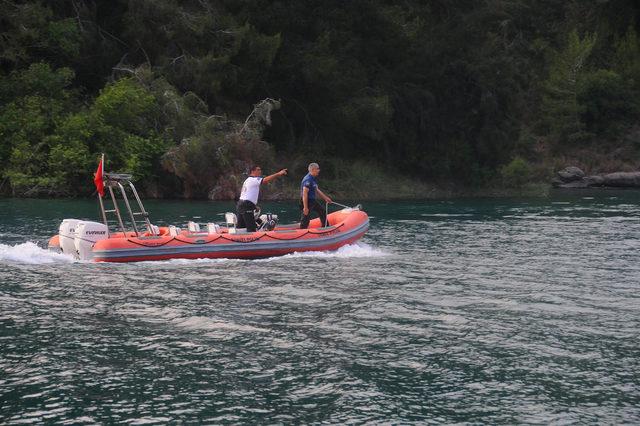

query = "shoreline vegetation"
[[1, 2, 639, 200], [0, 185, 553, 201]]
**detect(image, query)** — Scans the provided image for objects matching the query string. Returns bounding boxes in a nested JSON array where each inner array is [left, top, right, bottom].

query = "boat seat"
[[225, 212, 237, 228], [207, 223, 221, 234], [142, 225, 163, 237], [169, 225, 181, 237]]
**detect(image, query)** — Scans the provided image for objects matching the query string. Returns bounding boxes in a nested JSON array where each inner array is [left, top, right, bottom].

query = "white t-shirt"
[[239, 176, 263, 204]]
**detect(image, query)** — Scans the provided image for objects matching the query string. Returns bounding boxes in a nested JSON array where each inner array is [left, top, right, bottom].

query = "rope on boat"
[[174, 234, 224, 244], [330, 201, 352, 209], [123, 223, 345, 247]]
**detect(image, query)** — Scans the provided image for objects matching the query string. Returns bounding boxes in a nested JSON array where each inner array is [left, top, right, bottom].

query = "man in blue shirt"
[[300, 162, 332, 229]]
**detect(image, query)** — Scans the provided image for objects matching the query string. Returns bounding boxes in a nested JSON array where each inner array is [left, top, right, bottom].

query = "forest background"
[[1, 0, 639, 200]]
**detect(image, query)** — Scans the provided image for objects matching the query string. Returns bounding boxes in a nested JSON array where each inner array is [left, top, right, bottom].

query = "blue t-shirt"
[[300, 173, 318, 201]]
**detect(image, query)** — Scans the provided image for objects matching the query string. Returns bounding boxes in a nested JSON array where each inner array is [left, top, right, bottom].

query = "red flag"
[[94, 155, 105, 197]]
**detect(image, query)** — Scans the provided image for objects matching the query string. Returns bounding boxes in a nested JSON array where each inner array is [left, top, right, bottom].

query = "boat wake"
[[0, 242, 76, 264], [138, 242, 389, 266], [276, 242, 390, 259], [0, 241, 388, 266]]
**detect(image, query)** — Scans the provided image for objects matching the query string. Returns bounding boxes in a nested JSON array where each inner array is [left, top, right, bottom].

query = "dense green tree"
[[540, 30, 597, 145], [0, 63, 79, 193], [0, 0, 639, 197]]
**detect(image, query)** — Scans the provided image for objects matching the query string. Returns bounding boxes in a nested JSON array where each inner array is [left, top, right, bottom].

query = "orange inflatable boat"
[[48, 167, 369, 263], [49, 209, 368, 263]]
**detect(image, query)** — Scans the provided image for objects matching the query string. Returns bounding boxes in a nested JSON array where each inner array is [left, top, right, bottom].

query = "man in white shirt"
[[237, 165, 287, 232]]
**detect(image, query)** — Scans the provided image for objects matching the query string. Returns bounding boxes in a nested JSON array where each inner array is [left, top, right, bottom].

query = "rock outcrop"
[[600, 172, 640, 187], [553, 167, 640, 188], [557, 166, 585, 182]]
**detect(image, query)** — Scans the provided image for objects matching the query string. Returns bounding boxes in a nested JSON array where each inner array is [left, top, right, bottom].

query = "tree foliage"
[[541, 30, 597, 144], [0, 0, 639, 196]]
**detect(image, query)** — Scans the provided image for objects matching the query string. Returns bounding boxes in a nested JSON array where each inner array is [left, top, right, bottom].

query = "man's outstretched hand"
[[263, 168, 288, 184]]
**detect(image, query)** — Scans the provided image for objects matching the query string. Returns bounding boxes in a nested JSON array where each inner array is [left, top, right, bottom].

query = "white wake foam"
[[136, 257, 243, 266], [137, 242, 389, 267], [0, 242, 76, 264], [275, 242, 390, 259], [0, 241, 386, 266]]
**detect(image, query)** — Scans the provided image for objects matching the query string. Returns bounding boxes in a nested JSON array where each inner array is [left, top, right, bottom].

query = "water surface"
[[1, 192, 639, 423]]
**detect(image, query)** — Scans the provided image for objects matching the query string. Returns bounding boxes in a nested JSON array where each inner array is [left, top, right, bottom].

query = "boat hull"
[[89, 210, 369, 263]]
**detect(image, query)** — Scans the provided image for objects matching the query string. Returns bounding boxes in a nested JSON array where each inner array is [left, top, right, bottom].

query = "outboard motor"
[[257, 213, 278, 231], [59, 219, 80, 256], [74, 221, 109, 261]]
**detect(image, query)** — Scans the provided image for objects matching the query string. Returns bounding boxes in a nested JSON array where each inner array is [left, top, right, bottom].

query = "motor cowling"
[[258, 213, 278, 231], [74, 221, 109, 261], [59, 219, 80, 256]]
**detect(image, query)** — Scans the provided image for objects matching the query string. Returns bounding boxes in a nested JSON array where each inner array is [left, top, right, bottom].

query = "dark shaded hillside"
[[1, 0, 639, 198]]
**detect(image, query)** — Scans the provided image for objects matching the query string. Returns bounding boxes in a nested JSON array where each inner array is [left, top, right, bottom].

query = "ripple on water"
[[1, 196, 640, 423]]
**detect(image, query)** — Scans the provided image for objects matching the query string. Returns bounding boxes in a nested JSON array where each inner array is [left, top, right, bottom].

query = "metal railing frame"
[[98, 174, 152, 237]]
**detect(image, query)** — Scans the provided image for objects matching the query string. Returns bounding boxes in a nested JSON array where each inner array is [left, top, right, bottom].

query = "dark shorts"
[[236, 200, 257, 232]]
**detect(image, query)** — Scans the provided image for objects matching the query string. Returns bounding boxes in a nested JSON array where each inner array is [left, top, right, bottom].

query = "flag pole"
[[97, 154, 108, 229]]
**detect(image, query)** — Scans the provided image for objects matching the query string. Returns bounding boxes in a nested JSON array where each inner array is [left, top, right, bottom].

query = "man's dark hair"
[[249, 165, 261, 173]]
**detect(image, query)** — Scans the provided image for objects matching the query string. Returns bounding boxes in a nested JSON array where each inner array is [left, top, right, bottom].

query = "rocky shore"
[[553, 167, 640, 189]]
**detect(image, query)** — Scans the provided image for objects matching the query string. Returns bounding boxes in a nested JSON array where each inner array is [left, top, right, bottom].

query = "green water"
[[1, 191, 639, 423]]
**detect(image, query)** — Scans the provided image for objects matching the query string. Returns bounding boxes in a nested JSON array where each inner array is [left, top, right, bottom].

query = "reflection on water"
[[1, 192, 640, 423]]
